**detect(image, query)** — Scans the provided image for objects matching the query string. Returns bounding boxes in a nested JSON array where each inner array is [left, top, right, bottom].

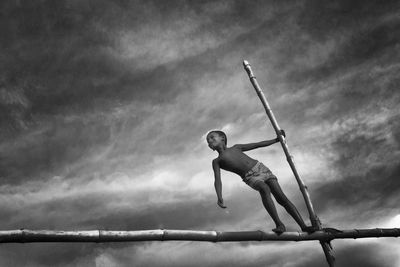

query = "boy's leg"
[[255, 182, 286, 234], [266, 179, 309, 231]]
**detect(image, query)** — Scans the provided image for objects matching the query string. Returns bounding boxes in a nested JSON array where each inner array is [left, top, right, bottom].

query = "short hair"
[[206, 130, 227, 145]]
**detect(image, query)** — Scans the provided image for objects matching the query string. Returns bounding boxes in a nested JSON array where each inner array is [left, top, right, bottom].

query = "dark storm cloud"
[[0, 0, 290, 186], [0, 0, 282, 126], [297, 0, 400, 40], [1, 0, 398, 134], [0, 116, 113, 184], [310, 113, 400, 227], [313, 163, 400, 214], [0, 243, 99, 266], [298, 241, 399, 267], [196, 0, 400, 133], [290, 6, 400, 84], [0, 0, 184, 132]]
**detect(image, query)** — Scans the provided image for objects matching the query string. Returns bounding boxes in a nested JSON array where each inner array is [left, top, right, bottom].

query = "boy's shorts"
[[242, 161, 277, 190]]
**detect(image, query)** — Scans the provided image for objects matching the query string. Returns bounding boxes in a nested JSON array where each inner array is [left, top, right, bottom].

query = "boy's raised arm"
[[234, 130, 285, 151], [233, 139, 278, 151], [212, 159, 226, 208]]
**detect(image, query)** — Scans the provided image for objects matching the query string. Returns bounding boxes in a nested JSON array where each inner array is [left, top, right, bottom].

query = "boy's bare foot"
[[217, 200, 227, 209], [272, 225, 286, 235], [302, 226, 317, 233]]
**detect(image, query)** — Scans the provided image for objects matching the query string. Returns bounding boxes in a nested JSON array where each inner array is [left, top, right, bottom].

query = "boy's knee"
[[276, 197, 286, 205], [276, 195, 289, 205]]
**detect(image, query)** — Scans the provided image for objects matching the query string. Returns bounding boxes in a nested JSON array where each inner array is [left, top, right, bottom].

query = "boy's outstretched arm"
[[212, 159, 226, 208], [234, 130, 285, 152]]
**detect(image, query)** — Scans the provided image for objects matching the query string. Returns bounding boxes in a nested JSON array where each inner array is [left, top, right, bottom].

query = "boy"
[[206, 130, 314, 234]]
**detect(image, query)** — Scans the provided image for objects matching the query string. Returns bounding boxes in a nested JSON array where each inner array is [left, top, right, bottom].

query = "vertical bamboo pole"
[[243, 60, 335, 266]]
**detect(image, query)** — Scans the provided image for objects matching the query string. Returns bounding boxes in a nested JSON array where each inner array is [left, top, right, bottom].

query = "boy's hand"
[[217, 199, 227, 209], [275, 129, 286, 142]]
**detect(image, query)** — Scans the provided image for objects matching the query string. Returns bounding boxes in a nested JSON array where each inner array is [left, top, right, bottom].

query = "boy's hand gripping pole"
[[243, 60, 335, 267]]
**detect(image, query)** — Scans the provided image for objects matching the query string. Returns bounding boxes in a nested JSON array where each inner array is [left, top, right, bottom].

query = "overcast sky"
[[0, 0, 399, 266]]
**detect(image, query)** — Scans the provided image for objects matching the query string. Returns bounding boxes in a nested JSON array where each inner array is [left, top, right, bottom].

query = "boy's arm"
[[234, 130, 285, 152], [212, 159, 226, 209]]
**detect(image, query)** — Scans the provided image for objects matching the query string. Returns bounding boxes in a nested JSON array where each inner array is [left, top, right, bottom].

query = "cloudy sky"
[[0, 0, 399, 266]]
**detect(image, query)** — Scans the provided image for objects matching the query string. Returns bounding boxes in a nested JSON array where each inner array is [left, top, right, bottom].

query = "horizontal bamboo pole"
[[0, 228, 399, 243]]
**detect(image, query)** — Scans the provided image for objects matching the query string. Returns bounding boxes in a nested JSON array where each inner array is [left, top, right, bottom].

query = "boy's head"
[[206, 130, 227, 150]]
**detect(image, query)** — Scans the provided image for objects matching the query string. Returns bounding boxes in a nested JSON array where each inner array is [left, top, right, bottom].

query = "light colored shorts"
[[242, 161, 277, 190]]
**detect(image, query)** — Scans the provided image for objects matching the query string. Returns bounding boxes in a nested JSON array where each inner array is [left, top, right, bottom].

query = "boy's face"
[[206, 132, 224, 150]]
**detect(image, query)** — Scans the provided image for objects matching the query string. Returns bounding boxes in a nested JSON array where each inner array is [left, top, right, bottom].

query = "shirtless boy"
[[206, 130, 314, 234]]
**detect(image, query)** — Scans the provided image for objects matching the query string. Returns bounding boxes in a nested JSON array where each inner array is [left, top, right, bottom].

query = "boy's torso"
[[217, 146, 258, 177]]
